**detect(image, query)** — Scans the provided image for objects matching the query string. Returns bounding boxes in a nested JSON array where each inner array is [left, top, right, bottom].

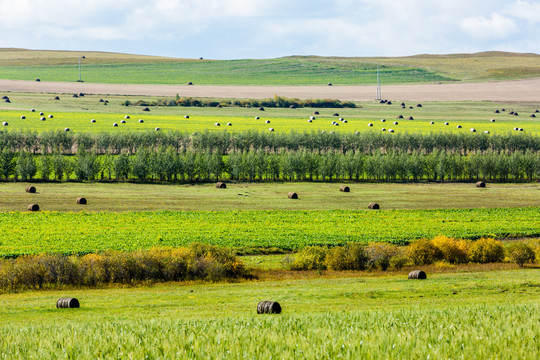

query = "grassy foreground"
[[0, 269, 538, 359]]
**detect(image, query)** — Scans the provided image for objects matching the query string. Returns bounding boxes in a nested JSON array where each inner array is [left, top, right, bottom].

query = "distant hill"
[[0, 49, 538, 85]]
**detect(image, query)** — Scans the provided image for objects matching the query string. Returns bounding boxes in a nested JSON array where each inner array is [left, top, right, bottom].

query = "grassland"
[[0, 269, 538, 358], [1, 49, 539, 85], [1, 92, 539, 135]]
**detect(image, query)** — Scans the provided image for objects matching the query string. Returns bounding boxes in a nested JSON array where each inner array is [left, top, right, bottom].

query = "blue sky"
[[0, 0, 539, 59]]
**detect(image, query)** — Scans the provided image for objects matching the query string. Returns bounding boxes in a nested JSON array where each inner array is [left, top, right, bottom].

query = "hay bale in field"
[[287, 192, 298, 199], [64, 128, 70, 132], [99, 99, 104, 103], [310, 116, 315, 120], [138, 119, 144, 123], [397, 115, 403, 119], [307, 119, 312, 123], [35, 78, 40, 82], [387, 101, 392, 105], [417, 104, 422, 107], [494, 110, 500, 113], [444, 122, 449, 125], [339, 117, 344, 121], [21, 115, 26, 119], [456, 125, 462, 128], [91, 119, 96, 123], [313, 111, 319, 115], [257, 301, 281, 314], [39, 112, 44, 116], [227, 122, 232, 126], [4, 98, 10, 103], [530, 114, 536, 118], [368, 202, 379, 209], [484, 130, 490, 134], [155, 127, 161, 131], [121, 120, 126, 124], [379, 100, 385, 104], [509, 111, 515, 115], [1, 96, 8, 100], [408, 270, 426, 279], [255, 116, 260, 120], [501, 108, 506, 112], [381, 128, 386, 131], [125, 115, 130, 119], [490, 119, 495, 122], [389, 129, 395, 133], [476, 181, 486, 188], [518, 128, 523, 131], [334, 123, 339, 126], [470, 128, 476, 132], [407, 116, 414, 120], [409, 106, 413, 109], [514, 112, 519, 116], [265, 120, 270, 124], [339, 185, 350, 192], [216, 182, 227, 189], [535, 109, 539, 113], [79, 93, 85, 97], [54, 96, 60, 100], [26, 185, 36, 193], [343, 120, 348, 123], [40, 117, 46, 121], [2, 121, 7, 126], [513, 127, 518, 131], [76, 197, 87, 205], [400, 102, 405, 107], [31, 109, 35, 112], [328, 83, 332, 86], [368, 123, 373, 127], [142, 107, 150, 112], [27, 204, 39, 211], [259, 107, 265, 111], [56, 298, 80, 308], [394, 121, 399, 125], [381, 118, 386, 122], [430, 121, 434, 124], [333, 113, 339, 117], [215, 122, 220, 126], [48, 114, 53, 118], [72, 94, 78, 98], [113, 123, 118, 127], [187, 81, 193, 85], [269, 128, 274, 132], [184, 115, 189, 119]]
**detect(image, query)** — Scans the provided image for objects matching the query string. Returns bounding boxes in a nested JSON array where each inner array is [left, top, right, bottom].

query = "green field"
[[1, 92, 539, 135], [1, 49, 539, 85], [0, 270, 538, 358]]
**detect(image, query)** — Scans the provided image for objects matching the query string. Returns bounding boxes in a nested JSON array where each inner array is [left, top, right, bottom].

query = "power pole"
[[376, 64, 381, 100]]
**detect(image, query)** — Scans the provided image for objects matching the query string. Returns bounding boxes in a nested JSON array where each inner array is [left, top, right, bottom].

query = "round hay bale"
[[113, 123, 118, 127], [379, 100, 385, 104], [35, 78, 40, 82], [21, 115, 26, 119], [394, 121, 399, 125], [513, 127, 518, 131], [381, 118, 386, 122], [40, 117, 46, 121], [494, 110, 500, 113], [307, 119, 312, 123], [514, 112, 519, 116], [2, 121, 7, 126], [227, 122, 232, 126], [408, 270, 426, 279], [1, 95, 8, 100], [216, 182, 227, 189], [328, 83, 332, 86], [313, 111, 319, 115], [530, 114, 536, 118], [343, 120, 348, 123], [484, 130, 490, 134], [155, 127, 161, 131], [457, 125, 462, 128], [91, 119, 96, 123], [265, 120, 270, 124], [470, 128, 476, 132], [389, 129, 394, 133], [387, 101, 392, 105], [381, 128, 386, 131], [54, 96, 60, 100], [76, 197, 87, 205], [255, 116, 260, 120], [39, 112, 44, 116], [31, 109, 35, 112], [257, 301, 281, 314], [27, 203, 39, 211], [56, 298, 80, 309], [287, 192, 298, 199], [339, 185, 350, 192], [138, 119, 144, 123], [444, 122, 449, 125], [334, 123, 339, 126], [269, 128, 274, 132], [26, 185, 36, 193], [99, 99, 104, 102], [310, 116, 315, 120], [367, 123, 373, 127], [501, 108, 506, 112], [48, 114, 53, 118], [409, 106, 413, 109], [535, 109, 539, 113], [430, 121, 434, 124], [125, 115, 130, 119], [490, 119, 495, 122], [187, 81, 193, 85], [400, 102, 405, 107], [79, 93, 85, 97], [333, 113, 339, 117], [476, 181, 486, 188], [142, 107, 150, 112], [215, 122, 220, 126], [121, 120, 126, 124], [397, 115, 403, 119], [339, 117, 344, 121], [417, 104, 422, 107], [407, 116, 414, 120], [509, 111, 515, 115], [518, 128, 524, 131], [259, 107, 265, 111], [64, 128, 70, 132], [184, 115, 190, 119], [3, 98, 10, 103], [368, 202, 380, 209], [72, 93, 78, 98]]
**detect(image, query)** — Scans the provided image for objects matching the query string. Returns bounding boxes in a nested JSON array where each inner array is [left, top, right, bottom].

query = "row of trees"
[[2, 148, 539, 182], [1, 130, 538, 155]]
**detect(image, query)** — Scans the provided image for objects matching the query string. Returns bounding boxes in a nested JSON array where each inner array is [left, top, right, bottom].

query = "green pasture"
[[1, 49, 539, 84], [0, 270, 538, 358], [1, 93, 539, 134], [0, 206, 538, 256]]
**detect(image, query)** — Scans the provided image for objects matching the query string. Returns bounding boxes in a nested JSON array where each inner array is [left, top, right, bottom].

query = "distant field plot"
[[0, 207, 538, 256], [1, 95, 539, 134]]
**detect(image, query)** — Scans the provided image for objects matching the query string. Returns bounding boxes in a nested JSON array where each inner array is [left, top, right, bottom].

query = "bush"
[[407, 239, 443, 265], [431, 235, 470, 264], [324, 243, 369, 271], [290, 246, 327, 271], [366, 242, 402, 270], [469, 238, 505, 263], [506, 242, 536, 267], [389, 255, 408, 270]]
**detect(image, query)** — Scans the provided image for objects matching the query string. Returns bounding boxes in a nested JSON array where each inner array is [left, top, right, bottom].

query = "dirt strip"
[[1, 78, 539, 102]]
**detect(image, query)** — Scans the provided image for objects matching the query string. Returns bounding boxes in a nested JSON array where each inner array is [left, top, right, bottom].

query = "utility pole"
[[376, 64, 381, 100], [78, 55, 83, 82]]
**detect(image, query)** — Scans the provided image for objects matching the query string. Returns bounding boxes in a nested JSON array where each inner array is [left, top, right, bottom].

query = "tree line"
[[1, 130, 538, 155], [2, 148, 539, 182]]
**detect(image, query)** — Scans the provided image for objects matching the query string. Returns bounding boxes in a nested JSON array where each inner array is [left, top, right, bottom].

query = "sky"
[[0, 0, 539, 59]]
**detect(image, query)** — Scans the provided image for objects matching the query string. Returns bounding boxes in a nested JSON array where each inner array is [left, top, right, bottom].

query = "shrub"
[[469, 238, 505, 263], [366, 242, 402, 271], [407, 239, 443, 265], [389, 255, 408, 270], [431, 235, 470, 264], [325, 243, 369, 271], [506, 242, 536, 267], [290, 246, 327, 271]]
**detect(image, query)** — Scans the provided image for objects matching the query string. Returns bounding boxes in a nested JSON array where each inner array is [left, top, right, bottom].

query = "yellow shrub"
[[407, 239, 443, 265], [469, 238, 505, 263], [431, 235, 470, 264]]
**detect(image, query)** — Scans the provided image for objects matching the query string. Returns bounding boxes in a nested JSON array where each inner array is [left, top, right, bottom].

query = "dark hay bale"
[[2, 122, 8, 126], [72, 94, 78, 98], [79, 93, 85, 97], [409, 106, 413, 109], [40, 117, 46, 121], [216, 182, 227, 189], [138, 119, 144, 123], [31, 109, 35, 112], [54, 96, 60, 100], [269, 128, 274, 132], [121, 120, 126, 124], [155, 127, 161, 131], [187, 81, 193, 85], [476, 181, 486, 188], [494, 110, 500, 113], [64, 128, 70, 132], [379, 100, 385, 104], [1, 96, 8, 100], [400, 102, 405, 106], [333, 113, 339, 116], [313, 111, 319, 115], [501, 108, 506, 112], [328, 83, 332, 86], [21, 115, 26, 119], [259, 107, 265, 111], [381, 119, 386, 122], [35, 78, 40, 82], [287, 192, 298, 199], [339, 185, 350, 192], [387, 101, 392, 105], [99, 99, 104, 102], [535, 109, 539, 113], [368, 202, 379, 209], [514, 112, 519, 116], [257, 301, 281, 314], [490, 119, 495, 122], [397, 115, 403, 119], [407, 116, 414, 120], [265, 120, 270, 124], [27, 204, 39, 211], [215, 122, 220, 126], [509, 111, 515, 115], [39, 112, 44, 115], [56, 298, 80, 309], [227, 122, 232, 126], [408, 270, 427, 279], [185, 115, 189, 119], [142, 107, 150, 111], [530, 114, 536, 118], [48, 114, 53, 118], [26, 185, 36, 193], [91, 119, 96, 123], [125, 115, 130, 119], [113, 123, 118, 127], [76, 197, 87, 205], [430, 121, 434, 124], [417, 104, 422, 107], [4, 98, 10, 103], [367, 123, 373, 127]]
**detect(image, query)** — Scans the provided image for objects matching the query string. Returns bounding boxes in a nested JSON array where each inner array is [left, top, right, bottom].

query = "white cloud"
[[507, 0, 540, 22], [460, 13, 518, 39]]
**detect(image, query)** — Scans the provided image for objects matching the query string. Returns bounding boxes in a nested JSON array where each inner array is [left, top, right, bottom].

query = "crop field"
[[0, 270, 538, 358], [0, 207, 538, 256], [1, 93, 539, 135]]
